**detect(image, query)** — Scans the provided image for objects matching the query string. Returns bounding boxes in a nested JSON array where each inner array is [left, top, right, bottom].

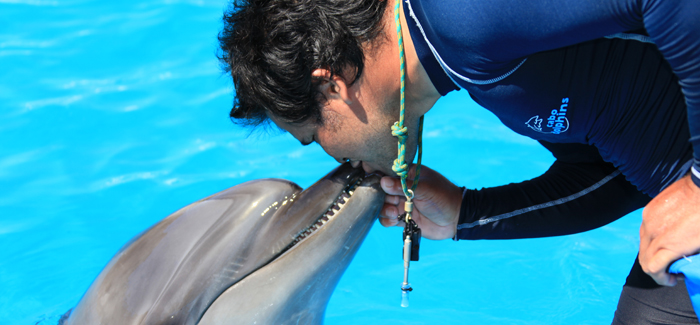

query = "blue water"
[[0, 1, 643, 324]]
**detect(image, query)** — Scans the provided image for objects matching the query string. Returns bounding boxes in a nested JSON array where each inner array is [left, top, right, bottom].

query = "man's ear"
[[312, 69, 352, 105]]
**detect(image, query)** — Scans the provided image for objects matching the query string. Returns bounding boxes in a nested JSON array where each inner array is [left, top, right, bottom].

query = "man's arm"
[[379, 142, 651, 241], [455, 142, 651, 240]]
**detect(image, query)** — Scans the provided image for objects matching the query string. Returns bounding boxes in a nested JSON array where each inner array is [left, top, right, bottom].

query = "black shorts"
[[613, 255, 698, 324]]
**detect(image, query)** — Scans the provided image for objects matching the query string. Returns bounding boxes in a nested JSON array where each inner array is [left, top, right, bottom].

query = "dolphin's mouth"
[[290, 172, 366, 246]]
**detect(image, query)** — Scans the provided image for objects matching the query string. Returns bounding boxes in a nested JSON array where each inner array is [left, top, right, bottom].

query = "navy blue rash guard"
[[400, 0, 699, 231], [402, 0, 700, 321], [404, 0, 700, 195]]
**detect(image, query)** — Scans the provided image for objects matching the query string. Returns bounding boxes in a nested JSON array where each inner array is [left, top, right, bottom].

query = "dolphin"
[[63, 163, 384, 324]]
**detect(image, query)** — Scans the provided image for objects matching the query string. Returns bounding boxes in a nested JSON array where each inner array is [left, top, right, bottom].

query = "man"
[[218, 0, 700, 322]]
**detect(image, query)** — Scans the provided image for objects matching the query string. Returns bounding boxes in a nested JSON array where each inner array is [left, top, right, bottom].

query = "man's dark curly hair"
[[218, 0, 388, 127]]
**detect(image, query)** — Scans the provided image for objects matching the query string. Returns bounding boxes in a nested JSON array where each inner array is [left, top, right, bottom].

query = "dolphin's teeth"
[[290, 176, 368, 248]]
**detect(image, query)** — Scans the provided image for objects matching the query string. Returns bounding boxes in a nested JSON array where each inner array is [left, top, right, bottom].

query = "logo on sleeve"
[[525, 97, 570, 134]]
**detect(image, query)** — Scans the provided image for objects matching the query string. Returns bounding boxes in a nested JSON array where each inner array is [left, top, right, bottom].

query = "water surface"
[[0, 1, 641, 324]]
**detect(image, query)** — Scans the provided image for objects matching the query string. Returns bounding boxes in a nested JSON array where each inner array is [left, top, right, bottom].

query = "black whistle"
[[402, 216, 421, 261]]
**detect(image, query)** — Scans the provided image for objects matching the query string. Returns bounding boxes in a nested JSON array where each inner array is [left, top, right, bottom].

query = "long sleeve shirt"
[[401, 0, 700, 239]]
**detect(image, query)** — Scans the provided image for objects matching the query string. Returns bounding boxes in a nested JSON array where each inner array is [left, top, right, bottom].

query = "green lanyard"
[[393, 0, 424, 308]]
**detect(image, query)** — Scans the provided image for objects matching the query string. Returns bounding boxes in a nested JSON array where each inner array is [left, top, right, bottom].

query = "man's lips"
[[346, 160, 388, 176]]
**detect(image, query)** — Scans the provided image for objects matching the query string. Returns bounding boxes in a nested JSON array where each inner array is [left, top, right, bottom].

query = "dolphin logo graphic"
[[526, 115, 570, 134], [526, 115, 543, 132]]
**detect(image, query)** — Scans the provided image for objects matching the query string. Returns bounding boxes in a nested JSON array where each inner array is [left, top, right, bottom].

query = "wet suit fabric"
[[401, 0, 700, 322], [403, 0, 700, 193], [670, 254, 700, 316]]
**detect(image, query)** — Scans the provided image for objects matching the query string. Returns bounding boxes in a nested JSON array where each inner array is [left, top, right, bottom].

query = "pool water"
[[0, 0, 643, 324]]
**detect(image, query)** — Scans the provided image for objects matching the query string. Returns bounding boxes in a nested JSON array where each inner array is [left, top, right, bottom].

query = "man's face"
[[266, 3, 438, 176], [270, 63, 422, 176]]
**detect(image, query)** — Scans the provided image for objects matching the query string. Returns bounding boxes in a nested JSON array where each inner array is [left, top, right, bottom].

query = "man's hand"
[[640, 174, 700, 286], [379, 165, 463, 240]]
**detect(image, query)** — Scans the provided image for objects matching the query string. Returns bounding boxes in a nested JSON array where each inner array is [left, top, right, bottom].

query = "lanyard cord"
[[394, 0, 424, 307], [391, 0, 424, 201]]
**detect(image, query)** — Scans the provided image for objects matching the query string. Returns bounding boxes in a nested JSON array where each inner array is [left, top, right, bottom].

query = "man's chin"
[[361, 161, 391, 176]]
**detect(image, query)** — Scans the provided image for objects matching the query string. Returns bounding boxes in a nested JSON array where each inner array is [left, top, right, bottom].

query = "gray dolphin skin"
[[63, 163, 384, 325]]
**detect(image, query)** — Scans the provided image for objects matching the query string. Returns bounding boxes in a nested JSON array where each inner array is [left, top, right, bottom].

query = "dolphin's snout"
[[358, 172, 381, 190], [290, 167, 368, 245], [326, 162, 384, 194], [322, 162, 366, 185]]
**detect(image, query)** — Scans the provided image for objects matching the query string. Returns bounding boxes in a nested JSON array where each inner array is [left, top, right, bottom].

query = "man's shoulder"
[[409, 0, 521, 63]]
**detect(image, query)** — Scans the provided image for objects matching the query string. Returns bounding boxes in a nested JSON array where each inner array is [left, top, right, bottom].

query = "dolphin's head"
[[65, 163, 384, 325], [245, 162, 381, 258], [198, 163, 385, 324]]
